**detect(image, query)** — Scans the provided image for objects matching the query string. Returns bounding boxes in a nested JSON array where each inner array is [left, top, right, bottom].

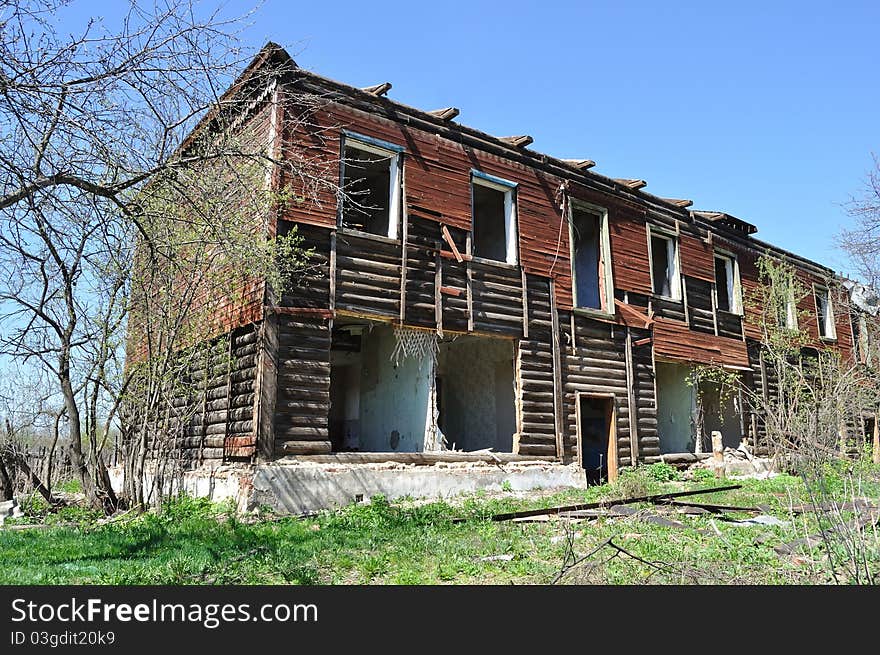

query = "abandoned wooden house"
[[131, 43, 868, 507]]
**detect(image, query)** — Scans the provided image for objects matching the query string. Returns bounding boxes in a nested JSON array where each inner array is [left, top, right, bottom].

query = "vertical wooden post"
[[712, 430, 724, 478], [222, 330, 235, 461], [549, 279, 565, 461], [252, 311, 279, 461], [435, 246, 443, 336], [399, 212, 408, 324], [329, 231, 337, 314], [873, 413, 879, 465], [198, 347, 209, 466], [607, 401, 619, 483], [624, 327, 639, 466], [520, 267, 529, 339], [466, 233, 474, 333]]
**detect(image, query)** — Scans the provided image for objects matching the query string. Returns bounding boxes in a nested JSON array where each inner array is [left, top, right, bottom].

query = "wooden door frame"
[[574, 391, 618, 483]]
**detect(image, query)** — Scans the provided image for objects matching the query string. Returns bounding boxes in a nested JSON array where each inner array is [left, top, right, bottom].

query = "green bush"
[[646, 462, 682, 482], [690, 468, 717, 483]]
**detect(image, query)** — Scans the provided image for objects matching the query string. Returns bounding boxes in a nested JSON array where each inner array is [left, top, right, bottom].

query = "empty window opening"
[[714, 254, 739, 313], [777, 290, 798, 331], [577, 395, 615, 485], [340, 139, 399, 237], [655, 362, 695, 454], [435, 336, 515, 453], [863, 415, 877, 449], [655, 363, 741, 453], [815, 287, 836, 339], [328, 323, 432, 452], [650, 233, 680, 299], [571, 204, 611, 311], [698, 379, 741, 450], [472, 174, 516, 264]]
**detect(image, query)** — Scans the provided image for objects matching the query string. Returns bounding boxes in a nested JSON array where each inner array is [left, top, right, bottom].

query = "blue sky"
[[74, 0, 880, 276]]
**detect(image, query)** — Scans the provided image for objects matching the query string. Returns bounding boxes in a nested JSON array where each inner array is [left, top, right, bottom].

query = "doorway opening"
[[576, 393, 616, 485]]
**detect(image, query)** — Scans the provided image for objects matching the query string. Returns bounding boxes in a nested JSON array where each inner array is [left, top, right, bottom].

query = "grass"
[[1, 464, 878, 585]]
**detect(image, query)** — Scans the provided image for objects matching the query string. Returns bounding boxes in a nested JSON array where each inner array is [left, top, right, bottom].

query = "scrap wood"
[[775, 509, 880, 556], [660, 499, 762, 514], [455, 483, 742, 523], [785, 499, 879, 514]]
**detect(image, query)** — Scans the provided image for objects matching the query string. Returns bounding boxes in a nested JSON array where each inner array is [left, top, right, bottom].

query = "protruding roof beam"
[[663, 198, 693, 208], [615, 178, 647, 190], [692, 210, 758, 236], [361, 82, 392, 96], [562, 159, 596, 170], [428, 107, 460, 121], [499, 135, 533, 148]]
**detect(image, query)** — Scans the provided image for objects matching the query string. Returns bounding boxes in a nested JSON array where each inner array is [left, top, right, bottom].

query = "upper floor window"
[[776, 289, 798, 331], [649, 229, 681, 300], [814, 286, 836, 340], [471, 170, 517, 264], [714, 252, 742, 314], [569, 201, 613, 312], [340, 132, 402, 238]]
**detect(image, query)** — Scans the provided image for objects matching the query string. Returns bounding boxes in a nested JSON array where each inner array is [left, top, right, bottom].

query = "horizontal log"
[[276, 440, 333, 455], [275, 426, 329, 439], [517, 443, 559, 456], [283, 452, 557, 464]]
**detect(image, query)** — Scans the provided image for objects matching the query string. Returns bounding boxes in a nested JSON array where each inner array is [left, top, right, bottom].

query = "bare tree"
[[841, 154, 880, 289], [743, 256, 880, 583], [0, 1, 337, 511]]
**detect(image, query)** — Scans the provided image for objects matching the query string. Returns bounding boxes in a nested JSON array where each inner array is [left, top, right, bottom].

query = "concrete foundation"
[[108, 460, 586, 516]]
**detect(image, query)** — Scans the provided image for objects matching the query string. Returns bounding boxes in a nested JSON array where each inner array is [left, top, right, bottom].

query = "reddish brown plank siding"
[[653, 317, 750, 368], [609, 213, 652, 296], [680, 233, 714, 283]]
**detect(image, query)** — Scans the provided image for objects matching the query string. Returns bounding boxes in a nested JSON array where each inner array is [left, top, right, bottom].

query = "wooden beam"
[[874, 412, 880, 465], [435, 246, 443, 335], [663, 197, 694, 208], [499, 135, 533, 148], [470, 484, 743, 523], [624, 327, 640, 465], [441, 225, 463, 262], [427, 107, 460, 121], [562, 158, 596, 170], [253, 313, 279, 461], [329, 231, 337, 314], [272, 307, 334, 318], [466, 233, 474, 332], [549, 279, 565, 461], [614, 298, 654, 329], [361, 82, 391, 96], [399, 177, 408, 324], [288, 452, 556, 465], [614, 178, 647, 190], [222, 330, 234, 461], [440, 249, 472, 262], [521, 267, 529, 339]]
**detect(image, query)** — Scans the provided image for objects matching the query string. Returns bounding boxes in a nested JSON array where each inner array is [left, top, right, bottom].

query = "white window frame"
[[783, 289, 798, 331], [470, 170, 518, 266], [647, 227, 682, 301], [568, 199, 614, 315], [339, 133, 402, 240], [814, 285, 837, 340], [713, 250, 742, 315]]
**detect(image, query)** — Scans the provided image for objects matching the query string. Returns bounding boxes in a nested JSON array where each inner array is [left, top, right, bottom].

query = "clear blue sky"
[[77, 0, 880, 276]]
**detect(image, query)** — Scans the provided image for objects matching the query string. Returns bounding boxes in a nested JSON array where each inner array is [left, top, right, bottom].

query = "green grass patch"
[[1, 465, 877, 585]]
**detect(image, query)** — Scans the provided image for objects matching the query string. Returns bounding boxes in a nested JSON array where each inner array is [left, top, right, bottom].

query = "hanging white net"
[[390, 326, 439, 368]]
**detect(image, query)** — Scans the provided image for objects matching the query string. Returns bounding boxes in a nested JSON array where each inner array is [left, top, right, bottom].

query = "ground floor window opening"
[[327, 321, 515, 454], [655, 361, 742, 454]]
